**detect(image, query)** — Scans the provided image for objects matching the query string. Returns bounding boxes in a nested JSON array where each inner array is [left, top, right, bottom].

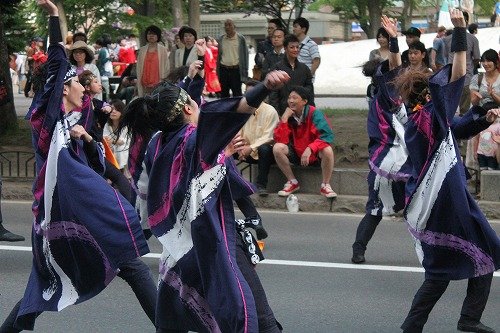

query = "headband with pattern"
[[63, 65, 77, 83], [165, 88, 189, 123]]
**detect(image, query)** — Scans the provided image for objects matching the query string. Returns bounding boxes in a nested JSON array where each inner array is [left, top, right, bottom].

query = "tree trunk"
[[0, 9, 17, 136], [188, 0, 200, 33], [54, 0, 68, 41], [401, 0, 412, 30], [172, 0, 184, 27], [366, 1, 382, 39]]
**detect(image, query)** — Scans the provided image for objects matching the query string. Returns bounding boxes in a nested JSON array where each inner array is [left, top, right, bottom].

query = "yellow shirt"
[[240, 102, 279, 160], [220, 35, 239, 66]]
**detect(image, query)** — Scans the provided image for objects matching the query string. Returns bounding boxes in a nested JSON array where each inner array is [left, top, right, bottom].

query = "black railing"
[[0, 151, 36, 178], [236, 160, 253, 182]]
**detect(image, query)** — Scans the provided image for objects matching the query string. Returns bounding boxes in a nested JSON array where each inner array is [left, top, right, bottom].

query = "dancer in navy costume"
[[351, 16, 411, 263], [0, 1, 156, 331], [392, 10, 500, 333], [119, 71, 289, 332]]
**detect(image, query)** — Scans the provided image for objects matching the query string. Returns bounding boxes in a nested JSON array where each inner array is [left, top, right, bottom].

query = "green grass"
[[0, 119, 32, 149], [321, 108, 367, 117], [0, 108, 371, 167]]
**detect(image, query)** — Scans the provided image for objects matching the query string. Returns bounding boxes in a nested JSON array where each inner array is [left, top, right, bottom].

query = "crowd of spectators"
[[7, 12, 499, 203]]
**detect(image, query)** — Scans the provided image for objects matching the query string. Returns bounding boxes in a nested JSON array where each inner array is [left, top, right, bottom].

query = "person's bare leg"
[[318, 146, 334, 184], [273, 143, 296, 181]]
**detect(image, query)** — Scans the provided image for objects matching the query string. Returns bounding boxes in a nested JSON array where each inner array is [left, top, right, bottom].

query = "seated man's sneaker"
[[457, 321, 495, 333], [320, 184, 337, 198], [278, 181, 300, 197]]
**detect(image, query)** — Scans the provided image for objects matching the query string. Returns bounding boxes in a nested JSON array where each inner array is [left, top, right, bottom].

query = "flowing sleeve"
[[428, 64, 466, 140], [196, 98, 251, 166], [29, 41, 69, 161], [375, 61, 401, 111]]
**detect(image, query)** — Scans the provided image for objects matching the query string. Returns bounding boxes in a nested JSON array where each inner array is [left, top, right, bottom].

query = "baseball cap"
[[402, 27, 421, 37]]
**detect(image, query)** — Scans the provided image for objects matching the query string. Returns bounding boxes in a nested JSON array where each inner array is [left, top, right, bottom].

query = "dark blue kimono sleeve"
[[178, 75, 205, 107], [375, 61, 401, 112], [451, 105, 491, 140], [196, 98, 251, 166], [428, 64, 466, 141]]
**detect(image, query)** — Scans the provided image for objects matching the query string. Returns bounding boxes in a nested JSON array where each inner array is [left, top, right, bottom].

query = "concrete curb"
[[3, 179, 500, 220]]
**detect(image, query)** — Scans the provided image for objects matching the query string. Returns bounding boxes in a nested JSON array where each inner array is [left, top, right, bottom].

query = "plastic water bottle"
[[286, 194, 299, 213]]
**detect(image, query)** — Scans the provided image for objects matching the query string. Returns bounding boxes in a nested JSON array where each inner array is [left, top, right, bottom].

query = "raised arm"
[[381, 15, 401, 70], [37, 0, 62, 45], [449, 9, 467, 82], [236, 70, 290, 114]]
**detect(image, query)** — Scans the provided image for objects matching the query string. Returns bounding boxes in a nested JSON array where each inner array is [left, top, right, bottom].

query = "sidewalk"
[[3, 171, 499, 220]]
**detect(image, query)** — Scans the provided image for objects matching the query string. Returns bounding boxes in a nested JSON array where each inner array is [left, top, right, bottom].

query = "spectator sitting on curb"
[[273, 86, 337, 198], [237, 79, 280, 196]]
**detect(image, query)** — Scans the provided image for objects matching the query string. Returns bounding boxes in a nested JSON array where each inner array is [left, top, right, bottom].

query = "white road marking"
[[5, 201, 500, 223], [2, 245, 498, 277]]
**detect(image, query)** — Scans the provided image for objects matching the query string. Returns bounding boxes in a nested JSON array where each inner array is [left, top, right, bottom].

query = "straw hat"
[[69, 41, 95, 63]]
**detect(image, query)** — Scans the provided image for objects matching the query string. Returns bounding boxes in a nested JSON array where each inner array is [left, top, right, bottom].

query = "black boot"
[[0, 224, 25, 242], [457, 321, 495, 333], [351, 214, 381, 264]]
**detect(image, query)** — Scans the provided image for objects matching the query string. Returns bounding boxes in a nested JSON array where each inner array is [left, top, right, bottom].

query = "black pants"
[[235, 237, 281, 333], [0, 175, 3, 226], [23, 70, 32, 97], [0, 258, 157, 332], [244, 144, 275, 188], [235, 196, 260, 220], [401, 273, 493, 333], [352, 214, 382, 255], [219, 66, 242, 98], [104, 159, 132, 203]]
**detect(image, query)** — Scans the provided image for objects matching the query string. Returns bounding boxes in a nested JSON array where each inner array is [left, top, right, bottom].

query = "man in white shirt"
[[292, 17, 320, 80]]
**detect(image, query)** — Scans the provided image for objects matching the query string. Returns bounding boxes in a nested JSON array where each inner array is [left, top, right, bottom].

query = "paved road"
[[13, 94, 368, 118], [1, 201, 499, 333]]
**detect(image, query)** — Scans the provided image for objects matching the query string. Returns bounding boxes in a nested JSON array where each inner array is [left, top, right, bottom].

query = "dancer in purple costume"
[[118, 70, 290, 332], [391, 10, 500, 333], [351, 17, 411, 264], [0, 1, 156, 331]]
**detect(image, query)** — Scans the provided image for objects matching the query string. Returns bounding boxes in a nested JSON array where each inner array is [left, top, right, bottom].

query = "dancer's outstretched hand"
[[37, 0, 58, 16], [450, 8, 466, 28], [381, 15, 398, 38], [485, 108, 500, 123], [263, 70, 290, 90]]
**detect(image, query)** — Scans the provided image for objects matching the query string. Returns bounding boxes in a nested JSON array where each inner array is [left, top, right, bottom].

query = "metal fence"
[[0, 149, 252, 181], [0, 150, 36, 178]]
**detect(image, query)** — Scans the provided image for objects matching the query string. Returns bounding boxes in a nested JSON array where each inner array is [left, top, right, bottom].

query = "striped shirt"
[[298, 35, 320, 70]]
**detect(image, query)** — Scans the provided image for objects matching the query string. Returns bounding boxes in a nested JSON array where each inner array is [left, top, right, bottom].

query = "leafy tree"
[[309, 0, 395, 38], [241, 0, 314, 32], [200, 0, 312, 32]]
